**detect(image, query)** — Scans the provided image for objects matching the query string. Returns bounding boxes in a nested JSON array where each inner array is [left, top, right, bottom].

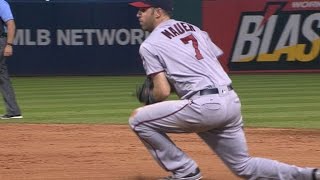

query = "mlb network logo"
[[229, 1, 320, 71]]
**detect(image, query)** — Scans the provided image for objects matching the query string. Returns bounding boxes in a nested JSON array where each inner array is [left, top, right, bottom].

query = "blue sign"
[[8, 0, 146, 75]]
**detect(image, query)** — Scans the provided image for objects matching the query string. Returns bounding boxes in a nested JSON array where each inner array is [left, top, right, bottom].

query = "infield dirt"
[[0, 124, 319, 180]]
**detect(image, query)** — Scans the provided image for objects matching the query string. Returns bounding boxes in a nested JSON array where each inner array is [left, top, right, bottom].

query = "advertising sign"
[[203, 0, 320, 72]]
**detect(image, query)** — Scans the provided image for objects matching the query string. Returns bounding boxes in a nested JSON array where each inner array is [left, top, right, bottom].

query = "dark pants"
[[0, 37, 21, 115]]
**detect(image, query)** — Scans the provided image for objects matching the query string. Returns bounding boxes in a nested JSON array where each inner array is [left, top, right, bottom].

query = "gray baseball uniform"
[[0, 0, 21, 117], [129, 19, 316, 179]]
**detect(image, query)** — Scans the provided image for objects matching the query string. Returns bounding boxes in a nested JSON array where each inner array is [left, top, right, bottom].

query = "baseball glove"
[[136, 77, 157, 105]]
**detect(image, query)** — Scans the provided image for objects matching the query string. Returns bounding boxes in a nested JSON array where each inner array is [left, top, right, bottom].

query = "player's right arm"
[[150, 72, 171, 102], [139, 43, 171, 102]]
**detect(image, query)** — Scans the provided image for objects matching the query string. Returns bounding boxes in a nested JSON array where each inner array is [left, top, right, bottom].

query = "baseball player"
[[0, 0, 22, 119], [128, 0, 319, 180]]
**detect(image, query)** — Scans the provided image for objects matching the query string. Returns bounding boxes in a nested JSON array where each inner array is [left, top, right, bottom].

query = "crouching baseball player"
[[129, 0, 320, 179]]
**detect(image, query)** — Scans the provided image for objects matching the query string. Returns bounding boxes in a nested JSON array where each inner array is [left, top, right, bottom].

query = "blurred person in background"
[[0, 0, 22, 119]]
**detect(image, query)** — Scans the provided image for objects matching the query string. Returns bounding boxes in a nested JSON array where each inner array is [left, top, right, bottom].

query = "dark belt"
[[0, 33, 7, 38], [199, 85, 233, 96]]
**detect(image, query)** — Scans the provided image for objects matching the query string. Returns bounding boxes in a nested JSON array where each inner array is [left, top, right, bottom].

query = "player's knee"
[[231, 166, 248, 178], [128, 108, 140, 129], [228, 159, 253, 178]]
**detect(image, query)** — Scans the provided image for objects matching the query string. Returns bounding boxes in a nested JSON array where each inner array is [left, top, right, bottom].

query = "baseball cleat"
[[159, 167, 202, 180], [0, 114, 23, 119], [313, 169, 320, 180]]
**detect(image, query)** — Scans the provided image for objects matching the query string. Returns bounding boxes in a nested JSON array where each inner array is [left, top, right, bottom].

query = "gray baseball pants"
[[0, 37, 21, 116], [129, 89, 315, 179]]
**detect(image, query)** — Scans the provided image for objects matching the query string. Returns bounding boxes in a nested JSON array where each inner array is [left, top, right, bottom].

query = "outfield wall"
[[6, 0, 320, 75], [7, 0, 201, 76], [203, 0, 320, 73], [8, 0, 144, 75]]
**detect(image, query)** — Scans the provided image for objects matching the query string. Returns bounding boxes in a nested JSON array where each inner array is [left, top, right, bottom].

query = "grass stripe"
[[0, 74, 318, 129]]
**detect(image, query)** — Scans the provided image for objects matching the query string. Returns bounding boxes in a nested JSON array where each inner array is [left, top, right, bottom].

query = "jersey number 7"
[[180, 34, 204, 60]]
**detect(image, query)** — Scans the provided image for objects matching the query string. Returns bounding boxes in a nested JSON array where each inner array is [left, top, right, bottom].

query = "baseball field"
[[0, 74, 319, 179]]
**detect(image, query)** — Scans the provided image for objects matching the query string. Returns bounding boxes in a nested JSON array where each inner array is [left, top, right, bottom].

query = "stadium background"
[[7, 0, 201, 75], [0, 1, 319, 179], [7, 0, 319, 76]]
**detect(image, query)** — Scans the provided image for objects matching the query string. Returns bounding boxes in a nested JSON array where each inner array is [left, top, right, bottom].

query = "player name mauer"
[[161, 22, 196, 39]]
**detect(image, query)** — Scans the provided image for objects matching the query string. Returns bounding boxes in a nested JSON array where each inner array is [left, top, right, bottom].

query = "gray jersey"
[[139, 19, 231, 99]]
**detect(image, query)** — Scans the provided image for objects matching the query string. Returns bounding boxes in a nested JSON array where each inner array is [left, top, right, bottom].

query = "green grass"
[[1, 74, 319, 129], [233, 74, 320, 128]]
